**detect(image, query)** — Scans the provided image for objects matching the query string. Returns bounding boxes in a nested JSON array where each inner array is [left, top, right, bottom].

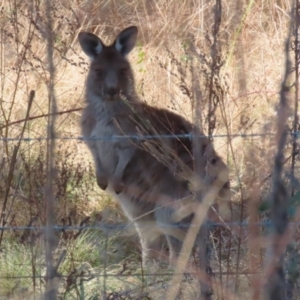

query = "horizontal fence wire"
[[0, 271, 262, 280], [0, 132, 283, 141], [1, 131, 300, 142], [1, 221, 299, 232]]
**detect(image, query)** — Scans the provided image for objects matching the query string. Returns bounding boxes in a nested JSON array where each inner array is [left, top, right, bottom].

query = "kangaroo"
[[78, 26, 231, 266], [79, 26, 142, 194]]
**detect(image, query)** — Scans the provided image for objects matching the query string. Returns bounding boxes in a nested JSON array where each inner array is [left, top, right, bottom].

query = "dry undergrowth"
[[1, 0, 299, 299]]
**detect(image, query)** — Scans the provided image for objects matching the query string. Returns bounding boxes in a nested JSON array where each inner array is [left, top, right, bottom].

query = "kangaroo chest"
[[88, 109, 137, 176]]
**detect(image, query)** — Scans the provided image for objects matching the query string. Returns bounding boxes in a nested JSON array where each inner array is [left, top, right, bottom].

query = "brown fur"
[[78, 26, 231, 265]]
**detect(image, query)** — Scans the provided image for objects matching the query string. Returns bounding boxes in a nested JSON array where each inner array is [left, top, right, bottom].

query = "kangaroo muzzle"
[[104, 86, 119, 100]]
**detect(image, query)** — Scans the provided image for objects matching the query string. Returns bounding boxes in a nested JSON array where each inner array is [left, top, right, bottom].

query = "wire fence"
[[1, 1, 299, 298], [1, 130, 298, 237], [1, 130, 291, 232], [2, 122, 299, 299]]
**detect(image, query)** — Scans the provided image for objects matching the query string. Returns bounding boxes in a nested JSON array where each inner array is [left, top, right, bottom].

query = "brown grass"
[[0, 0, 299, 299]]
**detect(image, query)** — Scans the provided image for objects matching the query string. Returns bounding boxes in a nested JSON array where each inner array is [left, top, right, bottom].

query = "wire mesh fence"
[[1, 0, 300, 299], [1, 129, 300, 300]]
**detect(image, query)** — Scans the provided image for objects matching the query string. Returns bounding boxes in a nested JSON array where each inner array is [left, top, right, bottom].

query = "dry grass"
[[0, 0, 299, 299]]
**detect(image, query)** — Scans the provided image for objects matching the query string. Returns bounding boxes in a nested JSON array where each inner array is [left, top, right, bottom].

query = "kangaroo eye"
[[210, 157, 218, 165]]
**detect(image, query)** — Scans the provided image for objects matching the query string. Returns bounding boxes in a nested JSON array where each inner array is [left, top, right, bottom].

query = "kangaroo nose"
[[105, 87, 119, 99]]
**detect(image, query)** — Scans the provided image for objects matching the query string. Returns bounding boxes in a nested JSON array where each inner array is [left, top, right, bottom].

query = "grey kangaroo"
[[78, 26, 230, 266]]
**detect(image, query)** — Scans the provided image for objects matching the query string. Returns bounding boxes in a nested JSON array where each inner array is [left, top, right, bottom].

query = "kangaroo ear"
[[78, 32, 103, 59], [114, 26, 138, 56]]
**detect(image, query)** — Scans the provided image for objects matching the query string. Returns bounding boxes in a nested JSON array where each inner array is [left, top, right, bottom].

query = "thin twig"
[[166, 183, 223, 300], [0, 107, 82, 130], [0, 90, 35, 247]]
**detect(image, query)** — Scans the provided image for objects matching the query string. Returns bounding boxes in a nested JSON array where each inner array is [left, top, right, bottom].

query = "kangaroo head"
[[78, 26, 138, 101]]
